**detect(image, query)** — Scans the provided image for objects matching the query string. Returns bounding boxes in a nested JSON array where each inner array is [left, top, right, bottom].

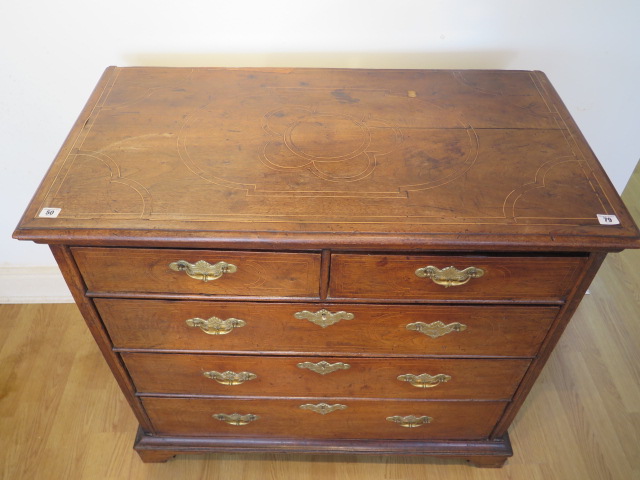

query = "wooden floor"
[[2, 164, 639, 479]]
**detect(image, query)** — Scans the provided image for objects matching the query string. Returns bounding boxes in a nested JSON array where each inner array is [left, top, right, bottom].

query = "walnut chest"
[[14, 67, 640, 467]]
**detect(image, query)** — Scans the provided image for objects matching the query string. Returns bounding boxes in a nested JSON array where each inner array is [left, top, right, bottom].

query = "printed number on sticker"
[[597, 214, 620, 225], [39, 208, 61, 218]]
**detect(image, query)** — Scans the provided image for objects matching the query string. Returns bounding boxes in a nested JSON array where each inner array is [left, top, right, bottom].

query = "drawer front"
[[329, 254, 586, 301], [142, 397, 507, 440], [97, 299, 558, 356], [123, 353, 530, 400], [72, 247, 321, 297]]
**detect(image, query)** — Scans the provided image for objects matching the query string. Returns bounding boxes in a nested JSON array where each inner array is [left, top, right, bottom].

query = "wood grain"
[[49, 244, 155, 432], [122, 353, 530, 400], [140, 397, 507, 440], [6, 68, 640, 476], [95, 299, 559, 356], [3, 165, 639, 477], [13, 68, 640, 252], [1, 244, 639, 478], [72, 247, 322, 297], [329, 253, 586, 301], [132, 429, 512, 466]]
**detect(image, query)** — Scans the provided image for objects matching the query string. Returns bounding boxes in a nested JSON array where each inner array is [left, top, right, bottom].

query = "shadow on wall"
[[121, 51, 518, 70]]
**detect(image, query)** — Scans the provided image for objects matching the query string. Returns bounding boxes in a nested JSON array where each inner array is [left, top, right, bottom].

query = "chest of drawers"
[[14, 67, 640, 467]]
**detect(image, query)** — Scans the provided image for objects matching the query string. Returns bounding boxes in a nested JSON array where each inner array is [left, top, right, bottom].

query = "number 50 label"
[[38, 208, 62, 218]]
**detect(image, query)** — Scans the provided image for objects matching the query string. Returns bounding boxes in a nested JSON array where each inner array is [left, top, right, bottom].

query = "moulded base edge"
[[133, 427, 512, 468]]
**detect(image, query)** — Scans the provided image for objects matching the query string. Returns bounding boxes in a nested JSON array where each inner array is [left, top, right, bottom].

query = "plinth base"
[[133, 428, 512, 468]]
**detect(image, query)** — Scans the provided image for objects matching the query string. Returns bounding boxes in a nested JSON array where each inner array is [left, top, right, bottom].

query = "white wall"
[[1, 0, 639, 297]]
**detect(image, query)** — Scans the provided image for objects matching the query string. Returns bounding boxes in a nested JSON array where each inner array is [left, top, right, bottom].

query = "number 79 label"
[[597, 214, 620, 225]]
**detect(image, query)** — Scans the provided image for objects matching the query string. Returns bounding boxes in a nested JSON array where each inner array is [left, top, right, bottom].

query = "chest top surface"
[[14, 67, 639, 251]]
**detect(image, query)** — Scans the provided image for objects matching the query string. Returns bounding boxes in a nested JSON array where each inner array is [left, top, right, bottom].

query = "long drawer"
[[123, 353, 530, 400], [96, 299, 559, 356], [72, 247, 321, 297], [329, 254, 586, 301], [142, 397, 507, 440]]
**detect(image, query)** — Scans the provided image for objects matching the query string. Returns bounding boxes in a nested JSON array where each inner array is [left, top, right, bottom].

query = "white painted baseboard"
[[0, 266, 74, 303]]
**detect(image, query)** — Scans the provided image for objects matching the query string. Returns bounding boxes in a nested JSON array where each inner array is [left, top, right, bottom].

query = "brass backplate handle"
[[406, 321, 467, 339], [169, 259, 237, 282], [397, 373, 452, 388], [415, 265, 484, 287], [294, 309, 355, 328], [203, 370, 257, 385], [297, 360, 351, 375], [212, 413, 259, 426], [386, 415, 432, 428], [185, 316, 246, 335], [299, 403, 347, 415]]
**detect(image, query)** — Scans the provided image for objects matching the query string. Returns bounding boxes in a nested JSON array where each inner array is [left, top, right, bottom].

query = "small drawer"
[[97, 299, 558, 357], [123, 353, 530, 400], [329, 254, 586, 302], [72, 247, 321, 297], [142, 396, 507, 440]]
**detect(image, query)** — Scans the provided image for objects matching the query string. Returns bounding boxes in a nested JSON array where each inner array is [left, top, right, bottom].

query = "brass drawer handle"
[[406, 321, 467, 338], [212, 413, 259, 426], [297, 360, 351, 375], [294, 309, 354, 328], [203, 370, 257, 385], [169, 259, 237, 282], [397, 373, 452, 388], [299, 403, 347, 415], [186, 316, 246, 335], [415, 265, 484, 287], [386, 415, 432, 428]]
